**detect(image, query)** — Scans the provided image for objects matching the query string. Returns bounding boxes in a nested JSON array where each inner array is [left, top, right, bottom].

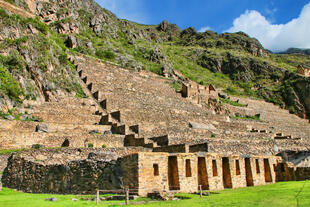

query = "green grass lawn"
[[0, 181, 309, 207]]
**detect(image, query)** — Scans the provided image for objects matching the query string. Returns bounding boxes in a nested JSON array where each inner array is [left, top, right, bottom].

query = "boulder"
[[20, 115, 31, 121], [218, 93, 227, 99], [4, 115, 14, 120], [147, 191, 175, 201], [66, 36, 78, 48], [89, 130, 100, 135], [35, 124, 49, 133], [189, 122, 216, 130], [45, 197, 58, 202]]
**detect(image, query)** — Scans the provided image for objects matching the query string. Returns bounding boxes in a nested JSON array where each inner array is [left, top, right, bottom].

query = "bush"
[[231, 113, 260, 121], [5, 51, 26, 73], [95, 49, 116, 60], [220, 98, 247, 107], [0, 67, 24, 102], [58, 53, 68, 65], [102, 144, 107, 148], [0, 8, 9, 18], [24, 17, 49, 35], [88, 143, 94, 148], [32, 144, 41, 149], [224, 86, 238, 95]]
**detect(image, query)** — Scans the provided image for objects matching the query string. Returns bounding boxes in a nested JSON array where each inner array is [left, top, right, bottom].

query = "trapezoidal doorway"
[[197, 157, 209, 190], [61, 139, 70, 147], [245, 158, 254, 186], [222, 157, 232, 188], [168, 156, 180, 190], [264, 159, 273, 183]]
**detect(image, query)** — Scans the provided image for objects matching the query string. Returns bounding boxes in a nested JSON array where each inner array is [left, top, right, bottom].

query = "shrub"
[[0, 67, 24, 102], [24, 17, 49, 35], [231, 113, 260, 121], [102, 144, 107, 148], [220, 98, 247, 107], [88, 143, 94, 148], [224, 86, 238, 95], [32, 144, 41, 149], [95, 49, 116, 60], [58, 53, 68, 65], [5, 51, 26, 73], [0, 8, 9, 18]]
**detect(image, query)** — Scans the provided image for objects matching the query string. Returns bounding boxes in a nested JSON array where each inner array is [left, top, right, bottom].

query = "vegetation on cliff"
[[0, 0, 309, 119]]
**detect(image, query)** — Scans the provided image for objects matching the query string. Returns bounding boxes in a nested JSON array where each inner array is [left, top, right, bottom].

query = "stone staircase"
[[75, 61, 141, 137], [73, 58, 165, 149]]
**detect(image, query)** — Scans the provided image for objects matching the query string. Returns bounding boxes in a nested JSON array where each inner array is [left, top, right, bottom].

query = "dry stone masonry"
[[2, 149, 285, 196], [1, 55, 310, 196]]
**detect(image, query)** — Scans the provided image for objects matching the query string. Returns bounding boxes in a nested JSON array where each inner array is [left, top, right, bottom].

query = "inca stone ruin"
[[1, 55, 310, 196]]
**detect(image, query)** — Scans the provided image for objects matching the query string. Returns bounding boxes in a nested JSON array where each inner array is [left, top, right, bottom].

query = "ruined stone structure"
[[2, 149, 281, 196], [275, 162, 310, 182], [297, 65, 310, 77], [1, 56, 310, 198], [181, 81, 218, 105]]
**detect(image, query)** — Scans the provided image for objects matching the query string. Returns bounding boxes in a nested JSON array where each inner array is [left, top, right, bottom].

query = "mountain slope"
[[0, 0, 310, 121]]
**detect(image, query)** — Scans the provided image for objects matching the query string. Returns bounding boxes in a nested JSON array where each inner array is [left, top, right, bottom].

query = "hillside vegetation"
[[0, 0, 310, 119]]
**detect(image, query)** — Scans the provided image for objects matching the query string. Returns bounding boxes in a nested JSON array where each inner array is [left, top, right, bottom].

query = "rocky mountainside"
[[0, 0, 310, 120], [280, 48, 310, 56]]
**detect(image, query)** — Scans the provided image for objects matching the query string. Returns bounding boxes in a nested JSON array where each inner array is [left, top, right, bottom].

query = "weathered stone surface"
[[1, 149, 304, 197], [4, 115, 14, 120], [147, 191, 175, 201], [189, 122, 216, 130], [35, 124, 49, 133], [66, 36, 78, 48], [1, 148, 149, 194]]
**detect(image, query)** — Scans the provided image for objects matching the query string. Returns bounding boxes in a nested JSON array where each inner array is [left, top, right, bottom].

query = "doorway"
[[197, 157, 209, 190], [168, 156, 180, 190], [222, 157, 232, 188], [245, 158, 254, 186], [264, 159, 273, 182]]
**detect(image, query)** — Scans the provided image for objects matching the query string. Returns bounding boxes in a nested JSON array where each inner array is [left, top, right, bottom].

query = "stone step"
[[0, 131, 125, 150], [30, 112, 102, 125], [0, 120, 110, 133]]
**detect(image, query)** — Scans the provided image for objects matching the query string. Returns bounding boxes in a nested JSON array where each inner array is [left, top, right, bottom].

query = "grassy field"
[[0, 181, 310, 207]]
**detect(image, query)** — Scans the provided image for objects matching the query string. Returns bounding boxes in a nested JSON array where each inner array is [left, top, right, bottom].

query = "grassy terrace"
[[0, 181, 309, 207]]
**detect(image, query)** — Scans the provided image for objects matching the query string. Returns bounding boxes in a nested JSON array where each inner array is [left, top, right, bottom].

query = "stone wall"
[[153, 144, 188, 153], [1, 150, 282, 196], [275, 162, 310, 181], [1, 148, 149, 194], [136, 152, 279, 196], [0, 155, 8, 172]]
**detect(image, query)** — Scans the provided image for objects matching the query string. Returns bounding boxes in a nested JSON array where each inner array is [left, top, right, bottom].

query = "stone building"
[[2, 149, 281, 196], [297, 65, 310, 77], [181, 81, 218, 104]]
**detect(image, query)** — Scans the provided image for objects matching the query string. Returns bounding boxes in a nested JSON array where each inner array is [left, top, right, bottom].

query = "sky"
[[96, 0, 310, 52]]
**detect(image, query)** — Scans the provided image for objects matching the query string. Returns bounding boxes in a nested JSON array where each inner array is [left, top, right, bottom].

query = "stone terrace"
[[0, 96, 126, 149], [74, 56, 310, 154], [226, 97, 310, 141]]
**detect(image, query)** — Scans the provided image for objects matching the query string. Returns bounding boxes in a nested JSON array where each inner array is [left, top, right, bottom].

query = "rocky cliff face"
[[1, 0, 310, 120]]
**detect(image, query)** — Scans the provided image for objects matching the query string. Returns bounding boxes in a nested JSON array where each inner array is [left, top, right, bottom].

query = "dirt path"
[[0, 0, 34, 18]]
